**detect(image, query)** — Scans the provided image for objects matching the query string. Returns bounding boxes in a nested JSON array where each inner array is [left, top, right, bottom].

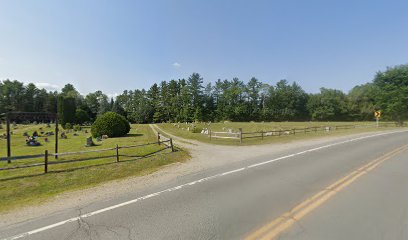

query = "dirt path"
[[1, 125, 400, 227]]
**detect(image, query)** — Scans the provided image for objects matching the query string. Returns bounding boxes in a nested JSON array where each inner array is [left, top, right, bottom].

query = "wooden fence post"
[[261, 130, 264, 140], [209, 129, 212, 141], [116, 144, 119, 162], [6, 118, 11, 163], [44, 150, 48, 173], [170, 138, 174, 152], [239, 128, 243, 144], [55, 117, 58, 159], [157, 132, 161, 145]]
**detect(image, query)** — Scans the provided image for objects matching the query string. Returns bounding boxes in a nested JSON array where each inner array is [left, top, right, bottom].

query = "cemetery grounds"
[[157, 121, 400, 145], [0, 124, 189, 213]]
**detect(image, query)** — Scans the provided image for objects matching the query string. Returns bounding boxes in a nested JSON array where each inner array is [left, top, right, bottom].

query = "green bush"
[[91, 112, 130, 138], [191, 127, 203, 133], [73, 124, 81, 131], [64, 123, 72, 130]]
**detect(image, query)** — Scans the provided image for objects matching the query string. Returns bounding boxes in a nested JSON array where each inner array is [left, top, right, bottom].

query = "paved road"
[[1, 130, 407, 240]]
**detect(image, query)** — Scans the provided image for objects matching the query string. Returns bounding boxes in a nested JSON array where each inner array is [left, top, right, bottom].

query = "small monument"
[[26, 134, 41, 146], [60, 132, 67, 139], [85, 137, 95, 147], [45, 131, 54, 136]]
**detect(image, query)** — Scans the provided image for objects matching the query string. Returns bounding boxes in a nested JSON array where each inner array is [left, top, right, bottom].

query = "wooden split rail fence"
[[209, 123, 403, 143], [0, 137, 174, 174]]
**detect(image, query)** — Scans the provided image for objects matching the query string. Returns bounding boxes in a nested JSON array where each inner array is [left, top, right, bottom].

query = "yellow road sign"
[[374, 111, 381, 118]]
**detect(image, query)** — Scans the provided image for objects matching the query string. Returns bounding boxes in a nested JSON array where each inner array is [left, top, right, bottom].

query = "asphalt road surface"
[[1, 130, 407, 240]]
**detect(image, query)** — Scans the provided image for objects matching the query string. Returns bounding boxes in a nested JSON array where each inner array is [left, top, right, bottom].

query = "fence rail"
[[209, 123, 404, 143], [0, 138, 174, 173]]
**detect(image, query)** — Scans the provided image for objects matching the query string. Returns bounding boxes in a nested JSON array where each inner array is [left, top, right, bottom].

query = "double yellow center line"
[[245, 144, 408, 240]]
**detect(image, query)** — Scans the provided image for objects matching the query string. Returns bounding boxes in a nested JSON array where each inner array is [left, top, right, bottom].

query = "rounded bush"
[[91, 112, 130, 138]]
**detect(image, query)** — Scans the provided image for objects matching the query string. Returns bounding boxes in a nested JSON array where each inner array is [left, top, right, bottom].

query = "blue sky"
[[1, 0, 407, 96]]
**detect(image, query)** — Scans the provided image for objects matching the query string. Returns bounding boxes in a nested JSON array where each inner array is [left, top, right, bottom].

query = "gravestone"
[[85, 137, 95, 147], [102, 135, 108, 139], [45, 131, 54, 136], [60, 132, 67, 139], [44, 138, 49, 142]]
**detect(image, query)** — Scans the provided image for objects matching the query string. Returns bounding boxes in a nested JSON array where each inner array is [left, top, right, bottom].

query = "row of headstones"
[[0, 121, 53, 126], [85, 135, 108, 147]]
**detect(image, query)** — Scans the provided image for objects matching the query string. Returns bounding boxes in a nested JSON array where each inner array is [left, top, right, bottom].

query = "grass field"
[[158, 121, 399, 145], [0, 124, 189, 213]]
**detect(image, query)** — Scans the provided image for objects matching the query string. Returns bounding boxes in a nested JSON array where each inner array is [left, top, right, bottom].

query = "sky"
[[1, 0, 407, 96]]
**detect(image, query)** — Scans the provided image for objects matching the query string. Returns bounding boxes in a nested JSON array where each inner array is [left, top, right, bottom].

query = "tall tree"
[[373, 64, 408, 125], [307, 88, 349, 121], [347, 83, 378, 121], [187, 73, 204, 121], [58, 96, 76, 127], [246, 77, 262, 120]]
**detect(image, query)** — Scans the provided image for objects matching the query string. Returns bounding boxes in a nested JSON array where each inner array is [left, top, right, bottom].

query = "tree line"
[[1, 64, 407, 125]]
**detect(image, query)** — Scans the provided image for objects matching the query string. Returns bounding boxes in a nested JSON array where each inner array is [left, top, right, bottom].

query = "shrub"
[[73, 124, 81, 131], [91, 112, 130, 138], [191, 127, 203, 133]]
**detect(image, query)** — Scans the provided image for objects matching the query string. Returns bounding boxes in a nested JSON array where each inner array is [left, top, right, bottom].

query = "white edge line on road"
[[3, 130, 407, 240]]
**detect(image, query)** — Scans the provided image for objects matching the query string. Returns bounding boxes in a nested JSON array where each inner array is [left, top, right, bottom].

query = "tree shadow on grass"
[[125, 133, 144, 137]]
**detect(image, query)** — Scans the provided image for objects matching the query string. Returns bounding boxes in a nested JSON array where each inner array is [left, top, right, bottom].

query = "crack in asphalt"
[[62, 207, 133, 240]]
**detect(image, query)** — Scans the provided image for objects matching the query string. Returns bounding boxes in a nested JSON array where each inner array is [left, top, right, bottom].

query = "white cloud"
[[35, 82, 60, 92], [172, 62, 181, 68], [107, 93, 119, 99]]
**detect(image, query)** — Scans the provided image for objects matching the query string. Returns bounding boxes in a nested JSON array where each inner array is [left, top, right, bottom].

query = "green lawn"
[[158, 121, 400, 145], [0, 124, 189, 213]]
